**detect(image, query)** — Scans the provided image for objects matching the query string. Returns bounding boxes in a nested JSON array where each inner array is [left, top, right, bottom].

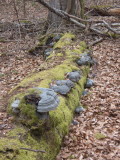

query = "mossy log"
[[0, 33, 90, 160]]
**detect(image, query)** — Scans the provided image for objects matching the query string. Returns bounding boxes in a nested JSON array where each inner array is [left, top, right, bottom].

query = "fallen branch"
[[61, 11, 120, 34], [87, 7, 120, 17], [36, 0, 120, 36], [89, 37, 104, 46], [36, 0, 105, 35], [61, 11, 120, 32], [92, 20, 120, 34], [20, 147, 46, 153]]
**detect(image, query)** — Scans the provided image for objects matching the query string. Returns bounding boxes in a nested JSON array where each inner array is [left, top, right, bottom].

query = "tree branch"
[[36, 0, 120, 36]]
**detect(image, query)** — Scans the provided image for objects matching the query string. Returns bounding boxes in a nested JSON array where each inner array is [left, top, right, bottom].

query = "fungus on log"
[[36, 88, 60, 119], [67, 71, 81, 82]]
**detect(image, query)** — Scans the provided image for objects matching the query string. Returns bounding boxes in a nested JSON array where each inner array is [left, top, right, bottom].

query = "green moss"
[[80, 41, 87, 49], [11, 63, 78, 90], [19, 102, 39, 126], [56, 53, 63, 56], [50, 97, 72, 131], [29, 33, 59, 55], [91, 5, 112, 9], [6, 64, 89, 159], [7, 127, 26, 137], [0, 37, 5, 42], [108, 32, 120, 38], [0, 73, 5, 78], [94, 133, 106, 140], [0, 137, 37, 160], [0, 126, 62, 160], [20, 20, 32, 24], [54, 33, 75, 49]]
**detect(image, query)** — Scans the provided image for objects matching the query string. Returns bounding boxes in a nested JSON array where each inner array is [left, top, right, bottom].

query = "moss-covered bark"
[[0, 33, 90, 160]]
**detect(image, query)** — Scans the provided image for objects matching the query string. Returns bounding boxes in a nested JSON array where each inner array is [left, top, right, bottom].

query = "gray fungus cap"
[[50, 85, 71, 95], [76, 53, 94, 66], [85, 79, 94, 88], [67, 71, 81, 82], [55, 79, 74, 88], [11, 99, 20, 113], [36, 88, 60, 113]]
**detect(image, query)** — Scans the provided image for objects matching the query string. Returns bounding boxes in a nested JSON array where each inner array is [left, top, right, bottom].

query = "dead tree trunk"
[[48, 0, 85, 27]]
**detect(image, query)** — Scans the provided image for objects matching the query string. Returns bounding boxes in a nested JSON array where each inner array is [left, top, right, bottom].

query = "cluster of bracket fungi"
[[50, 71, 81, 95], [11, 37, 95, 119]]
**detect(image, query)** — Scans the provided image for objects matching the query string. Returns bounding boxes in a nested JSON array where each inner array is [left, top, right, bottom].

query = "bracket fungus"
[[75, 106, 85, 114], [44, 48, 53, 58], [11, 99, 20, 114], [55, 80, 75, 88], [82, 90, 88, 96], [36, 88, 60, 119], [85, 79, 94, 88], [50, 80, 74, 95], [67, 71, 81, 82], [50, 85, 71, 95], [53, 35, 61, 42], [76, 53, 94, 66]]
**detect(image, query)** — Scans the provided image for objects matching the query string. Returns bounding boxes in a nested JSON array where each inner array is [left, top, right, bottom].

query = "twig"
[[20, 147, 46, 153], [89, 37, 104, 46], [61, 11, 120, 34], [36, 0, 104, 35], [84, 9, 94, 16]]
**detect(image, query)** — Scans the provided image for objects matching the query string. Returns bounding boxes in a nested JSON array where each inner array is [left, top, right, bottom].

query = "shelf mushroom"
[[36, 88, 60, 119], [67, 71, 81, 82], [11, 99, 20, 114], [75, 106, 85, 114], [85, 79, 94, 88], [76, 53, 94, 66], [50, 79, 75, 95], [50, 85, 71, 95], [55, 80, 74, 88]]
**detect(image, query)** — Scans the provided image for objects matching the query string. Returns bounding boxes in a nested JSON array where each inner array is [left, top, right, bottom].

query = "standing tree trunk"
[[48, 0, 85, 27]]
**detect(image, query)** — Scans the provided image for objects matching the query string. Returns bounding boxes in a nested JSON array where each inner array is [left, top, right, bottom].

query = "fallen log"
[[0, 33, 90, 160], [86, 6, 120, 17]]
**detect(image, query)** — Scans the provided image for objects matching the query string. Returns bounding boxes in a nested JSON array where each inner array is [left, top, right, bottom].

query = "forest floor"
[[0, 1, 120, 160], [56, 38, 120, 160]]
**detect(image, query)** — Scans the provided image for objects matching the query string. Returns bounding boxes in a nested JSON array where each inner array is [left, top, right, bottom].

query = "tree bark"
[[48, 0, 85, 27]]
